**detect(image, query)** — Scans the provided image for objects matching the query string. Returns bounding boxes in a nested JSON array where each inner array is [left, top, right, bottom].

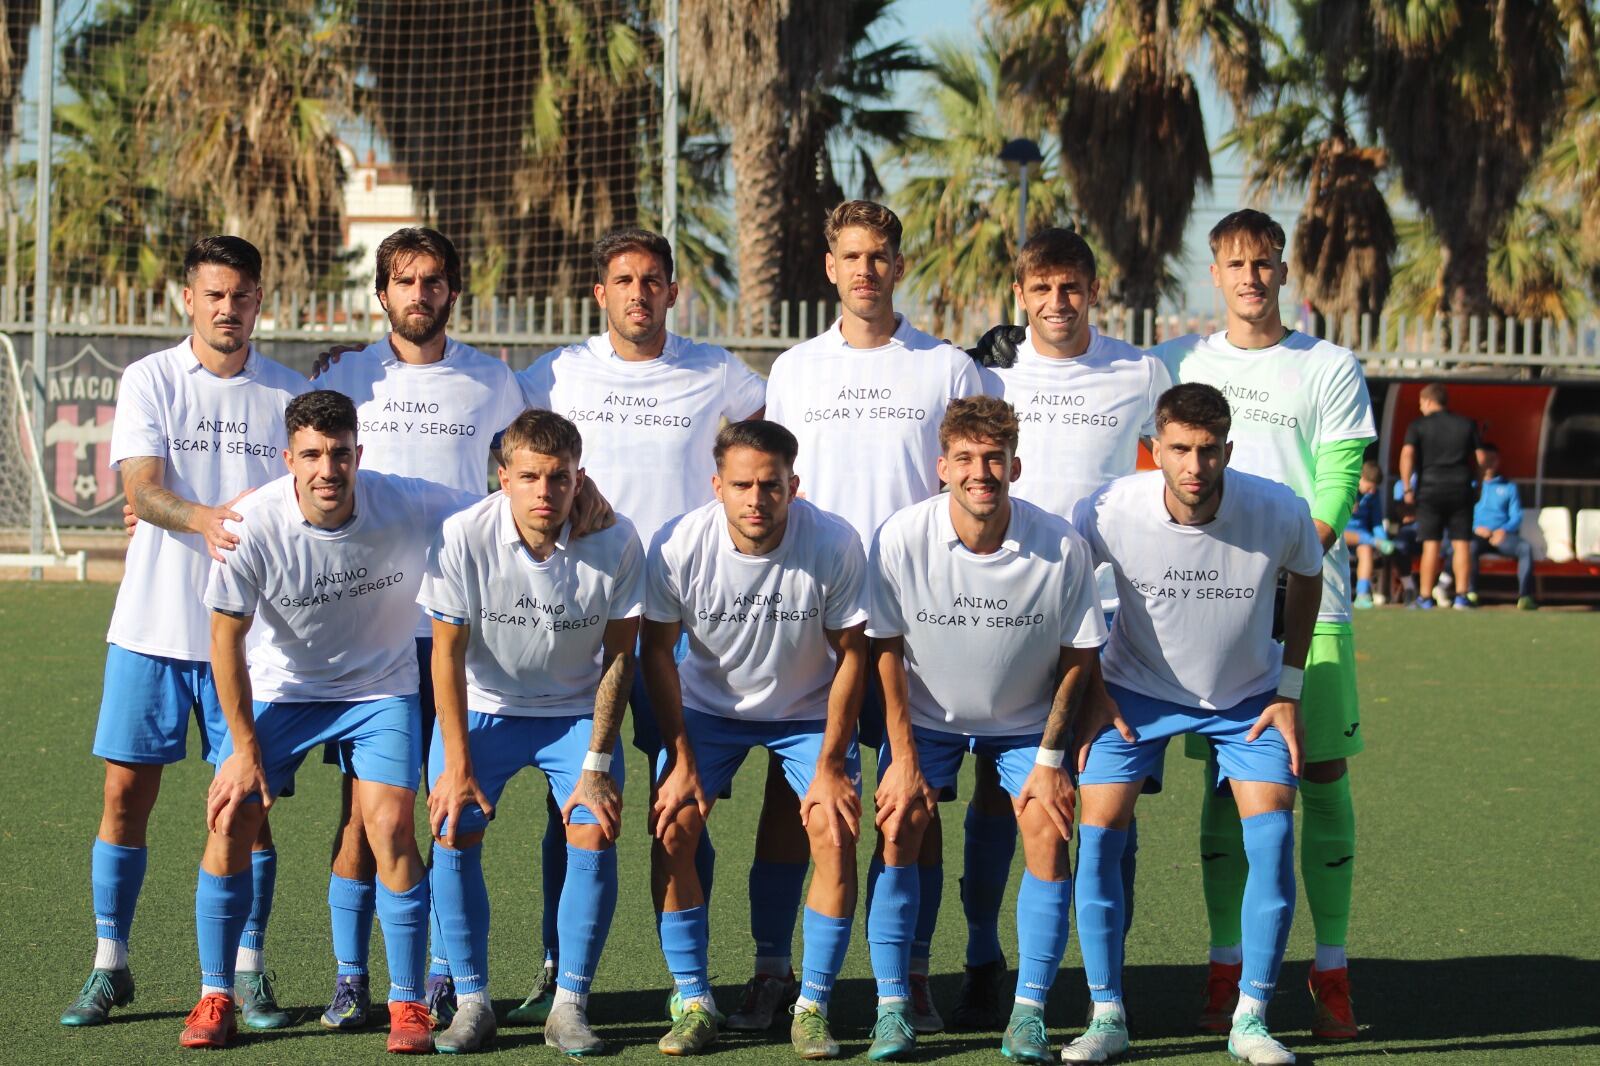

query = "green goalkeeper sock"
[[1199, 784, 1246, 948], [1299, 774, 1356, 948]]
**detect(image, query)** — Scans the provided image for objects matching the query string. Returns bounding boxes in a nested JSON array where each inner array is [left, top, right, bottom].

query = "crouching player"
[[863, 396, 1105, 1063], [421, 409, 643, 1055], [645, 420, 868, 1059], [190, 390, 475, 1052], [1061, 383, 1323, 1065]]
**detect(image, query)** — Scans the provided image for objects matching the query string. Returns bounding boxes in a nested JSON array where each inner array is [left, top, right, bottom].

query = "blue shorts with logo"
[[216, 693, 423, 801], [630, 631, 690, 756], [1079, 683, 1297, 793], [94, 644, 227, 765], [429, 712, 626, 835], [657, 708, 861, 801], [877, 724, 1046, 799], [325, 638, 433, 770]]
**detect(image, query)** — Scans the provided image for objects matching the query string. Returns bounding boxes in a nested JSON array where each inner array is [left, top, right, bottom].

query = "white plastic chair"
[[1535, 507, 1574, 564], [1575, 508, 1600, 562]]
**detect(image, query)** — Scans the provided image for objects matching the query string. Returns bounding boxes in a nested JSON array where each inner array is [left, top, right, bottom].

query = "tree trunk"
[[730, 106, 788, 320], [1439, 238, 1494, 320]]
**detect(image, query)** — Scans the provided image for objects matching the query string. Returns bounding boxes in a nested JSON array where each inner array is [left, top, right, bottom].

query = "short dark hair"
[[593, 227, 674, 284], [1480, 441, 1499, 455], [1015, 227, 1096, 286], [939, 395, 1020, 454], [713, 419, 799, 470], [1155, 383, 1232, 438], [499, 408, 582, 465], [184, 235, 262, 287], [375, 227, 462, 295], [825, 200, 903, 256], [285, 389, 358, 440], [1208, 209, 1287, 259], [1420, 382, 1448, 406], [1361, 460, 1383, 482]]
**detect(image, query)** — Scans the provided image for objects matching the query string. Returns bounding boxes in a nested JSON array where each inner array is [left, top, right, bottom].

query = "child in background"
[[1346, 461, 1394, 608]]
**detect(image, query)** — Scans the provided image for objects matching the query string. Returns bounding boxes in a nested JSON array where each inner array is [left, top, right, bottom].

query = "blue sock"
[[866, 860, 919, 999], [196, 868, 252, 992], [238, 848, 275, 958], [328, 874, 375, 977], [1241, 811, 1296, 1003], [749, 859, 806, 965], [1121, 817, 1139, 939], [695, 827, 717, 905], [431, 843, 490, 994], [92, 839, 146, 946], [961, 806, 1016, 966], [1356, 577, 1373, 596], [1015, 871, 1072, 1004], [657, 905, 711, 1000], [557, 845, 618, 997], [375, 876, 430, 1002], [541, 800, 565, 965], [1074, 825, 1128, 1002], [427, 872, 451, 980], [800, 907, 852, 1009], [913, 863, 943, 966]]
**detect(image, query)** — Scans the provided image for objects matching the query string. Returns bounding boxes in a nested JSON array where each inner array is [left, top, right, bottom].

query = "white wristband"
[[582, 751, 612, 773], [1277, 665, 1305, 701], [1034, 747, 1066, 769]]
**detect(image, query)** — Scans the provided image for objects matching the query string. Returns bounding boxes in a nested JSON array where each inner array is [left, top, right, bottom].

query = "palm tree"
[[994, 0, 1268, 328], [0, 0, 37, 153], [1221, 3, 1394, 324], [888, 30, 1075, 336], [143, 0, 357, 292], [1363, 0, 1590, 319], [677, 0, 852, 310], [1536, 37, 1600, 262]]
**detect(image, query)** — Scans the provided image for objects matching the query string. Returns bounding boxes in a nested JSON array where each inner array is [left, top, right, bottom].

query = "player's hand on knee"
[[565, 769, 622, 841], [208, 748, 271, 834], [801, 764, 861, 848], [1247, 697, 1304, 778], [651, 758, 708, 840], [1074, 687, 1135, 773], [1014, 764, 1075, 841], [873, 759, 931, 845], [428, 765, 492, 848], [310, 343, 363, 378], [568, 478, 616, 537]]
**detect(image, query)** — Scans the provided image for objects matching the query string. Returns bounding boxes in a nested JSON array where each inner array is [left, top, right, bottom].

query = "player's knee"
[[657, 809, 702, 858], [1302, 758, 1348, 785], [434, 829, 484, 851], [566, 822, 612, 852], [359, 797, 414, 853], [804, 813, 857, 858]]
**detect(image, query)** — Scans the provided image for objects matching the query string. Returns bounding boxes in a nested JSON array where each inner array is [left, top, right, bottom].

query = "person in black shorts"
[[1399, 383, 1481, 609]]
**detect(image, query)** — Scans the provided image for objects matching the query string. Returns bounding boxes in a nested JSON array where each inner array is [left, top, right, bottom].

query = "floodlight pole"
[[998, 138, 1043, 328], [30, 0, 56, 578], [662, 0, 679, 331]]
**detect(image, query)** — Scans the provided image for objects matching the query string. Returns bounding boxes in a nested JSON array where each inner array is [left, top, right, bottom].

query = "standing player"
[[1062, 383, 1323, 1065], [184, 390, 472, 1052], [312, 227, 525, 1030], [863, 397, 1104, 1063], [62, 237, 308, 1030], [517, 227, 766, 1023], [645, 420, 868, 1059], [746, 200, 983, 1034], [953, 228, 1170, 1028], [1154, 210, 1376, 1039], [422, 410, 642, 1055]]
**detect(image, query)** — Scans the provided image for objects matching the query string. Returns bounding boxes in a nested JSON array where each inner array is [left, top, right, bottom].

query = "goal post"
[[0, 332, 88, 580]]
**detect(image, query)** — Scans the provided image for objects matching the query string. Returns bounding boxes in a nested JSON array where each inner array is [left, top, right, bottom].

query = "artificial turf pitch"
[[2, 583, 1596, 1065]]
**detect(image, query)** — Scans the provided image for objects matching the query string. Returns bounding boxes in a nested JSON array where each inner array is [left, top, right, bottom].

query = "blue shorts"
[[657, 708, 861, 801], [217, 693, 422, 801], [1079, 684, 1297, 793], [429, 712, 626, 835], [93, 645, 226, 765], [630, 631, 690, 756], [325, 638, 434, 770], [877, 725, 1045, 799]]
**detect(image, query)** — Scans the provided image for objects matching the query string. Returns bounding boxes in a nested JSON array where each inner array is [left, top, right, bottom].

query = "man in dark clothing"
[[1399, 384, 1481, 609]]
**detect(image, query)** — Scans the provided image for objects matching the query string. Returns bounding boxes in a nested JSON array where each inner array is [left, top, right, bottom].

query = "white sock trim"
[[794, 995, 825, 1015], [1091, 999, 1124, 1019], [1014, 995, 1044, 1009], [1234, 993, 1267, 1022], [95, 937, 128, 971], [1313, 944, 1348, 972], [201, 984, 233, 1001], [877, 995, 909, 1007], [235, 946, 263, 973], [553, 986, 587, 1009], [457, 988, 489, 1007], [1210, 944, 1243, 966]]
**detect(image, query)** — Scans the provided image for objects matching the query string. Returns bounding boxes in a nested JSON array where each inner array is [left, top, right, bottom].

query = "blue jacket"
[[1473, 476, 1522, 534], [1348, 491, 1384, 537]]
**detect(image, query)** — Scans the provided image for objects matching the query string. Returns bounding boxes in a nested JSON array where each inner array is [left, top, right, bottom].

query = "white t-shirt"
[[979, 327, 1169, 516], [1070, 469, 1324, 710], [645, 498, 868, 723], [204, 471, 474, 703], [517, 332, 766, 547], [417, 494, 644, 718], [765, 315, 983, 546], [866, 496, 1106, 736], [1153, 330, 1376, 624], [107, 341, 309, 661], [315, 336, 525, 636]]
